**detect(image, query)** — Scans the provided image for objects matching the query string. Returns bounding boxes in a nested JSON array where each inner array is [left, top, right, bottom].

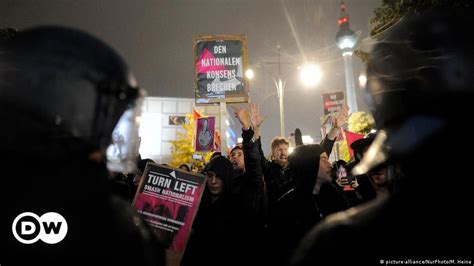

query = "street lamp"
[[272, 46, 322, 137], [247, 48, 322, 137], [336, 2, 358, 113], [275, 45, 286, 137]]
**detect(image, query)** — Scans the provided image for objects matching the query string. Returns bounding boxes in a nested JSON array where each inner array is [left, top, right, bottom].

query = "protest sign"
[[195, 117, 215, 152], [322, 91, 344, 115], [194, 35, 249, 103], [132, 163, 206, 264]]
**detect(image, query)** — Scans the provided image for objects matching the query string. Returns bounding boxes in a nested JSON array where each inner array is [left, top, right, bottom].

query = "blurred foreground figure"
[[292, 10, 474, 265], [0, 26, 164, 265]]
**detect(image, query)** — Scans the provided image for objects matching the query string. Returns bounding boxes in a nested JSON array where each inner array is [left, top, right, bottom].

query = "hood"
[[289, 144, 324, 196], [202, 155, 234, 194]]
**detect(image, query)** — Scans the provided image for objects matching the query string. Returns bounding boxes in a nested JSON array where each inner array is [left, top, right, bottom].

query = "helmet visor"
[[105, 91, 144, 173]]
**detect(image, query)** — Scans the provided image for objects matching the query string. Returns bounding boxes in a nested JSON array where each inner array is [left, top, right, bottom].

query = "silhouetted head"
[[354, 11, 474, 175], [0, 26, 145, 172], [289, 144, 332, 195]]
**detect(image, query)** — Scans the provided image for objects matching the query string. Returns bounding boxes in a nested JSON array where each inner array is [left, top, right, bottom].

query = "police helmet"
[[0, 26, 144, 172]]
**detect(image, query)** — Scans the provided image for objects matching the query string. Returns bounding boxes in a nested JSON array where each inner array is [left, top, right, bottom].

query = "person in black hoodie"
[[181, 156, 249, 266], [268, 144, 349, 265]]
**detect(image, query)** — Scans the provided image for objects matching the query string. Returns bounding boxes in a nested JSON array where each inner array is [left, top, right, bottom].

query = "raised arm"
[[320, 105, 349, 156], [233, 104, 265, 177], [233, 104, 264, 215], [248, 103, 272, 175]]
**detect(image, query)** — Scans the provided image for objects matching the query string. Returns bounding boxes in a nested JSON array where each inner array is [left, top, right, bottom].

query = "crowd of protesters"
[[2, 8, 473, 266]]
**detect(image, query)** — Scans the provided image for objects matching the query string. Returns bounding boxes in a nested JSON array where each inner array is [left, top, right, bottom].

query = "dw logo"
[[12, 212, 68, 244]]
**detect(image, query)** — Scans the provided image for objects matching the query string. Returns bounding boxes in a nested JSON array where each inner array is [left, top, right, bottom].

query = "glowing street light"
[[300, 63, 322, 87], [245, 69, 254, 80]]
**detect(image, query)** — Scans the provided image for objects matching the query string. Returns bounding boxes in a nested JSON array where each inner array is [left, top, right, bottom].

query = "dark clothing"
[[233, 128, 265, 216], [1, 137, 164, 265], [182, 147, 263, 266], [259, 136, 336, 208], [261, 158, 294, 205], [291, 129, 474, 265], [290, 144, 325, 196], [248, 134, 337, 265], [239, 128, 266, 264], [264, 143, 347, 266], [280, 183, 349, 229], [110, 178, 132, 201], [1, 25, 162, 265], [331, 175, 376, 207], [345, 162, 377, 204], [291, 11, 474, 265], [319, 135, 337, 158], [181, 195, 246, 266], [314, 183, 350, 217], [267, 181, 349, 265]]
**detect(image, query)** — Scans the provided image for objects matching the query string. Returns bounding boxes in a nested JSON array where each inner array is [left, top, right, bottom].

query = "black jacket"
[[259, 136, 336, 207], [181, 194, 245, 266], [182, 152, 262, 266], [291, 128, 474, 265], [232, 128, 265, 217], [263, 142, 343, 266], [1, 138, 164, 266]]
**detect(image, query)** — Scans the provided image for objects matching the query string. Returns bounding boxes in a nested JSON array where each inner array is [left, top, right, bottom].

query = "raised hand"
[[232, 105, 250, 129], [334, 104, 349, 128], [248, 103, 264, 129]]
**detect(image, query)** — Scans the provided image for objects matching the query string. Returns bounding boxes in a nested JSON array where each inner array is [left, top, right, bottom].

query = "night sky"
[[1, 0, 381, 152]]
